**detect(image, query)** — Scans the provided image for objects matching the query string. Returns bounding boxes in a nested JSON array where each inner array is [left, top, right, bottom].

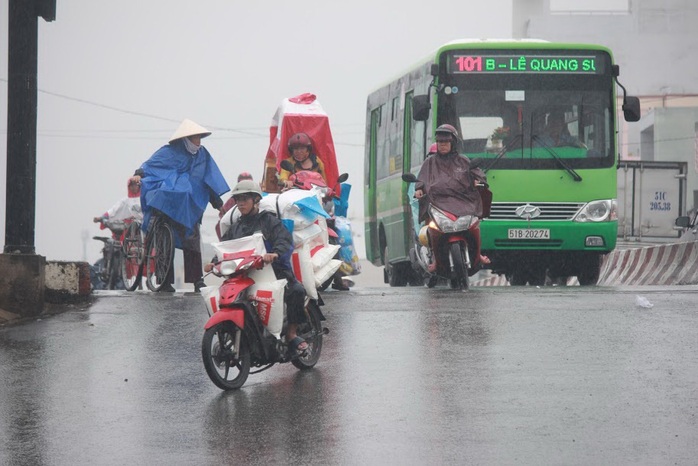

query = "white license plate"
[[507, 228, 550, 239]]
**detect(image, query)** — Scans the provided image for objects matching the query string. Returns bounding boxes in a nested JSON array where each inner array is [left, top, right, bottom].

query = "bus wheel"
[[528, 266, 547, 286], [508, 272, 527, 286], [577, 255, 601, 286], [384, 246, 407, 287]]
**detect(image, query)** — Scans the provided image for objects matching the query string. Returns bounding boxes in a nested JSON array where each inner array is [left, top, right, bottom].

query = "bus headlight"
[[574, 199, 617, 223]]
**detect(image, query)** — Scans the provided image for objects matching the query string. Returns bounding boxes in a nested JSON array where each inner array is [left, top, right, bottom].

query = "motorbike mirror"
[[337, 173, 349, 183], [280, 159, 294, 172], [402, 173, 418, 183], [675, 216, 691, 228]]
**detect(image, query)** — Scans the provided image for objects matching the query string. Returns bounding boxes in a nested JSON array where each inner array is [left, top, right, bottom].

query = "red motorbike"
[[402, 173, 492, 290], [200, 233, 327, 390]]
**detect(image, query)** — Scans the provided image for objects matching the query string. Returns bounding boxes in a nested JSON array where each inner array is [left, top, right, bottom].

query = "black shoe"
[[331, 281, 350, 291], [159, 284, 176, 292], [194, 279, 206, 293]]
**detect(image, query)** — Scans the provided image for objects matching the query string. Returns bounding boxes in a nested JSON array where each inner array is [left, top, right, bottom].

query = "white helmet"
[[230, 180, 262, 199]]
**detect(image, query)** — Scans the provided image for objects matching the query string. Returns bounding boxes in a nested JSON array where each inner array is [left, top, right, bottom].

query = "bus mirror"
[[337, 173, 349, 183], [402, 173, 418, 183], [675, 216, 691, 228], [623, 96, 641, 122], [413, 95, 430, 121], [430, 63, 439, 77]]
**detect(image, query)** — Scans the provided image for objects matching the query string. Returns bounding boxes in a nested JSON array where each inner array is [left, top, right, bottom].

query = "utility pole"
[[0, 0, 56, 317], [4, 0, 55, 253]]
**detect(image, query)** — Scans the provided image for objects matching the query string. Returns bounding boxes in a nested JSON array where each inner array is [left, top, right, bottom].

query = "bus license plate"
[[508, 228, 550, 239]]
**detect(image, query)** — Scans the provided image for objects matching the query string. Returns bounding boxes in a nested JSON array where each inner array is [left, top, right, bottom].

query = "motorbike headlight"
[[453, 215, 477, 232], [429, 207, 455, 232], [574, 199, 617, 222], [218, 258, 241, 276], [428, 207, 477, 233]]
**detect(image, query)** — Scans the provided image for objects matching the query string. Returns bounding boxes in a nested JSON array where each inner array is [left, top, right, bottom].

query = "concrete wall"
[[0, 254, 91, 321], [0, 253, 46, 317]]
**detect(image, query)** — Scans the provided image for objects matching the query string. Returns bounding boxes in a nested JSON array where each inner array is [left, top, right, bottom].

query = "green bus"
[[364, 39, 640, 286]]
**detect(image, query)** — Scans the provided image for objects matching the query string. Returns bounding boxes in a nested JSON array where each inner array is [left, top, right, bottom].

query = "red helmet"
[[287, 132, 313, 152], [435, 124, 460, 141], [237, 171, 253, 182]]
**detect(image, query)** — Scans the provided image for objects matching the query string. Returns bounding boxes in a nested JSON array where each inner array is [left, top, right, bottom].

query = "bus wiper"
[[482, 134, 523, 173], [531, 135, 583, 182]]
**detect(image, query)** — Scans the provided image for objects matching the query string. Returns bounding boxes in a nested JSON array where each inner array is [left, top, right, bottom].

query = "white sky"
[[0, 1, 512, 262]]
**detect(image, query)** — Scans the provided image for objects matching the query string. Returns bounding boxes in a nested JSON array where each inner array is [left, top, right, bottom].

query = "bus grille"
[[488, 202, 585, 221]]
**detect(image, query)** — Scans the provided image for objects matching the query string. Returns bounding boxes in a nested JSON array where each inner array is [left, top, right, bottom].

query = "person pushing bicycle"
[[130, 119, 229, 292]]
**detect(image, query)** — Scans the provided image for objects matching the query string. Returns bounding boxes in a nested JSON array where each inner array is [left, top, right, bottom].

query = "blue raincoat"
[[139, 140, 229, 237]]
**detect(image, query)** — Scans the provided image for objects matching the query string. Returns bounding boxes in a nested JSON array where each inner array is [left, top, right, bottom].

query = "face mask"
[[183, 137, 200, 155]]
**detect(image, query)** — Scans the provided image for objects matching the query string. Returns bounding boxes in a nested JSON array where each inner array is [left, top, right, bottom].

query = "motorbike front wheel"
[[292, 301, 324, 370], [202, 323, 251, 390], [449, 242, 469, 290]]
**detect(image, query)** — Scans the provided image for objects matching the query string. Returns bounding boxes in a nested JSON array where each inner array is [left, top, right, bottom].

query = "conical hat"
[[169, 119, 212, 143]]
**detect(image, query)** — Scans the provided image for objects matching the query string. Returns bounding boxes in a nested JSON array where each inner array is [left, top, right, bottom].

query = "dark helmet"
[[435, 124, 460, 142], [287, 132, 313, 152]]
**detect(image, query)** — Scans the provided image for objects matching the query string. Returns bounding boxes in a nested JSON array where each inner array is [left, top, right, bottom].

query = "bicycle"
[[121, 220, 145, 291], [142, 211, 176, 292], [92, 219, 127, 290]]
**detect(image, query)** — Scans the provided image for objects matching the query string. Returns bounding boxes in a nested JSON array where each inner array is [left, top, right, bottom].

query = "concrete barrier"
[[0, 257, 91, 325], [44, 261, 92, 302], [472, 240, 698, 287], [597, 240, 698, 286]]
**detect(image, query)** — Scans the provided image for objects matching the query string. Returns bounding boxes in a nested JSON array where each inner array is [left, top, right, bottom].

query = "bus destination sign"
[[448, 54, 605, 75]]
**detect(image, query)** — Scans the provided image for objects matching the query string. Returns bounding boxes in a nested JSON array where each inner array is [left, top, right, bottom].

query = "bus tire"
[[577, 255, 601, 286]]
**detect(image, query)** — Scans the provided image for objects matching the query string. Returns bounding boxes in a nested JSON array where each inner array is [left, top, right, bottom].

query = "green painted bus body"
[[365, 40, 622, 282]]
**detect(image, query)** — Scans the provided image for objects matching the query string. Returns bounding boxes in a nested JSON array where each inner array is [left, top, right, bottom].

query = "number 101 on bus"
[[451, 54, 601, 74]]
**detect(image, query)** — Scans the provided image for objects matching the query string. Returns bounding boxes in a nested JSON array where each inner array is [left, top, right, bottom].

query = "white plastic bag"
[[292, 222, 323, 248], [315, 259, 342, 287], [212, 233, 265, 260], [200, 286, 220, 317], [311, 244, 340, 272], [291, 242, 318, 300], [249, 277, 287, 338]]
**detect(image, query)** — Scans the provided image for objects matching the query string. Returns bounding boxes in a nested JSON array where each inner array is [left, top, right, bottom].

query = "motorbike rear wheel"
[[292, 301, 324, 370], [202, 323, 251, 390], [449, 242, 469, 290]]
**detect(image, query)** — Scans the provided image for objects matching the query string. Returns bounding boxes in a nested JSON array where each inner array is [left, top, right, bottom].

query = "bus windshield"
[[437, 50, 615, 170]]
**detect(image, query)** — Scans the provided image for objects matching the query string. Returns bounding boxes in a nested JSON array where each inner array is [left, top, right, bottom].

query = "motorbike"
[[279, 159, 354, 291], [91, 219, 127, 290], [200, 233, 328, 390], [402, 173, 492, 290]]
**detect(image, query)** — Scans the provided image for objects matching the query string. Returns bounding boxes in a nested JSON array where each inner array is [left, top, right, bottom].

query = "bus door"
[[365, 107, 380, 262]]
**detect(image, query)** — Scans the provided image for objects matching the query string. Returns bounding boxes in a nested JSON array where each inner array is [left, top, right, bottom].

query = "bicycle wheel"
[[107, 250, 119, 290], [121, 222, 144, 291], [145, 218, 175, 292]]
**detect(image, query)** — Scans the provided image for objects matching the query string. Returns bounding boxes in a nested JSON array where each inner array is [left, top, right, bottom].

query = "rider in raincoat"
[[131, 118, 229, 292]]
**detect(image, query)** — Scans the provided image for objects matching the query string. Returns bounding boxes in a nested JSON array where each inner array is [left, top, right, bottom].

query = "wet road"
[[1, 285, 697, 465]]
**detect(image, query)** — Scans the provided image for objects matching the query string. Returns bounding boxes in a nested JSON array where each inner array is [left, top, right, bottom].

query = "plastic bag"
[[291, 242, 318, 300], [249, 278, 287, 338]]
